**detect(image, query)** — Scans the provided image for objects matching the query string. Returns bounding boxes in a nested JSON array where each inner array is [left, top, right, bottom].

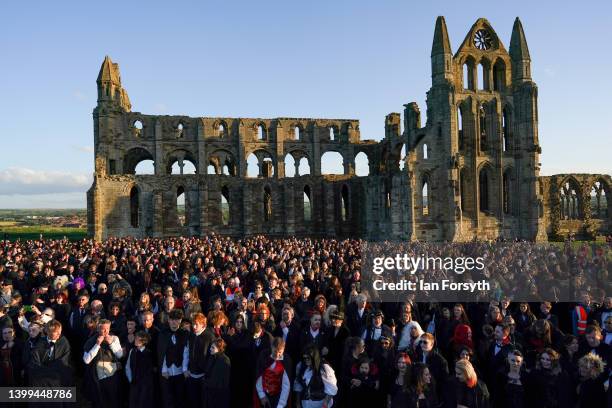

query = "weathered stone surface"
[[88, 19, 610, 241]]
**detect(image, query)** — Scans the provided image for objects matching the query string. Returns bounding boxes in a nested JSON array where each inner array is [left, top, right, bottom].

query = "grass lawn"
[[0, 226, 87, 241]]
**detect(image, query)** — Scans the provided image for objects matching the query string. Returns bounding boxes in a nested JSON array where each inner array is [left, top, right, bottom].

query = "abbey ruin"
[[87, 17, 610, 241]]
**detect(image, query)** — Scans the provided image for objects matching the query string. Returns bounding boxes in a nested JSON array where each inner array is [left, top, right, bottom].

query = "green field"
[[0, 226, 87, 241]]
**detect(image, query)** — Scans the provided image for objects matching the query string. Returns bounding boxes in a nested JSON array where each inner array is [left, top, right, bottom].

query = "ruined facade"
[[87, 17, 610, 241]]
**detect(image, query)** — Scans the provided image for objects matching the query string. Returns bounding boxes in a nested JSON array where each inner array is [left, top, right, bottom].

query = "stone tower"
[[401, 17, 546, 241]]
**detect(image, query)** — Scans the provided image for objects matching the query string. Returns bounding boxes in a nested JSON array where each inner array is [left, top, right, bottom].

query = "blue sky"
[[0, 1, 610, 208]]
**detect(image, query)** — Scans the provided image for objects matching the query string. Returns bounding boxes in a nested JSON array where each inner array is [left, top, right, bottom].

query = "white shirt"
[[256, 357, 291, 408], [83, 336, 123, 379], [161, 333, 189, 377]]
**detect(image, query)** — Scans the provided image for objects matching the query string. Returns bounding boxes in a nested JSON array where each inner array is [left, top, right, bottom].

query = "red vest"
[[262, 360, 285, 396], [575, 305, 588, 335]]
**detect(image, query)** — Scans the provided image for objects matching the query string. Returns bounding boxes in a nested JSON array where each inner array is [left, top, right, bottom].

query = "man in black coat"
[[413, 332, 449, 395], [125, 331, 154, 408], [298, 312, 327, 354], [363, 310, 393, 352], [484, 324, 515, 391], [28, 320, 74, 407], [272, 306, 301, 363], [346, 294, 369, 337], [323, 310, 350, 373], [157, 309, 190, 408]]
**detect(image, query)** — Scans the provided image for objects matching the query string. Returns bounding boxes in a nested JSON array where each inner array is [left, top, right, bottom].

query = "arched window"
[[399, 144, 407, 171], [303, 186, 312, 222], [294, 126, 301, 140], [177, 123, 184, 138], [177, 186, 185, 227], [263, 186, 272, 221], [298, 157, 311, 176], [590, 181, 608, 219], [477, 63, 485, 90], [171, 160, 196, 175], [221, 186, 230, 226], [502, 109, 510, 152], [355, 152, 369, 176], [560, 181, 580, 220], [246, 153, 259, 177], [463, 60, 475, 90], [321, 151, 344, 175], [134, 160, 155, 175], [479, 106, 487, 152], [457, 107, 464, 151], [207, 164, 217, 175], [284, 154, 296, 177], [423, 143, 429, 160], [329, 127, 335, 141], [257, 125, 265, 140], [479, 168, 489, 212], [493, 59, 506, 91], [503, 170, 511, 215], [218, 123, 227, 138], [422, 176, 430, 216], [341, 185, 349, 221], [129, 187, 139, 228], [133, 120, 143, 137]]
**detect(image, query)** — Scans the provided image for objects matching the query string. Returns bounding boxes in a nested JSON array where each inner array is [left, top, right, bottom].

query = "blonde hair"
[[578, 353, 606, 379], [455, 359, 478, 388]]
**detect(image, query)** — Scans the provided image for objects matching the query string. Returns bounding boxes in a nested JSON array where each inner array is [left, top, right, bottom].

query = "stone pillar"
[[197, 120, 207, 175], [154, 120, 164, 175]]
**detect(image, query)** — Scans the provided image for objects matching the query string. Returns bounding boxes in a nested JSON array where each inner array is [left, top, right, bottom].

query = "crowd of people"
[[0, 235, 610, 408]]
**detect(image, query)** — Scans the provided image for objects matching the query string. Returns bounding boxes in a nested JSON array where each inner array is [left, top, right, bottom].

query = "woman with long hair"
[[182, 286, 202, 321], [294, 345, 338, 408], [406, 362, 438, 408], [224, 315, 251, 408], [388, 352, 412, 408], [444, 359, 490, 408], [527, 348, 572, 408], [397, 321, 424, 353]]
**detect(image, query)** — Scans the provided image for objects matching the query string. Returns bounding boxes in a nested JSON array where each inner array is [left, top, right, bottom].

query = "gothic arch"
[[590, 179, 610, 219], [478, 163, 494, 213], [166, 149, 198, 175], [123, 147, 155, 175], [559, 177, 583, 220], [129, 185, 140, 228]]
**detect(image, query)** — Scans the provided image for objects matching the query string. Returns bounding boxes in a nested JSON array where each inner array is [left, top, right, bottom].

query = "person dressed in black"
[[83, 318, 124, 408], [347, 355, 379, 408], [576, 353, 607, 408], [388, 352, 412, 408], [185, 312, 214, 408], [322, 310, 350, 373], [527, 348, 572, 408], [125, 331, 154, 408], [405, 362, 439, 408], [202, 337, 231, 408], [28, 320, 74, 408], [157, 309, 189, 408], [413, 332, 449, 395], [444, 359, 490, 408], [493, 349, 526, 408], [225, 315, 252, 408]]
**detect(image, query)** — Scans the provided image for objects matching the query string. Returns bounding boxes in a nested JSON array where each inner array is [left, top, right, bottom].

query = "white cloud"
[[0, 193, 86, 209], [0, 167, 91, 195]]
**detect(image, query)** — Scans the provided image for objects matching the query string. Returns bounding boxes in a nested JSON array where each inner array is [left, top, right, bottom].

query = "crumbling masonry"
[[88, 17, 610, 241]]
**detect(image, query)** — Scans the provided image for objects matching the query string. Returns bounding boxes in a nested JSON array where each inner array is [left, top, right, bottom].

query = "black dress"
[[203, 352, 231, 408], [225, 330, 252, 408]]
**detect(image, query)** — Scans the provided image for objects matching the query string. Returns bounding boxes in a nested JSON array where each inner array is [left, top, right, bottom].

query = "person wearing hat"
[[324, 310, 350, 373], [0, 279, 13, 308], [363, 310, 393, 352]]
